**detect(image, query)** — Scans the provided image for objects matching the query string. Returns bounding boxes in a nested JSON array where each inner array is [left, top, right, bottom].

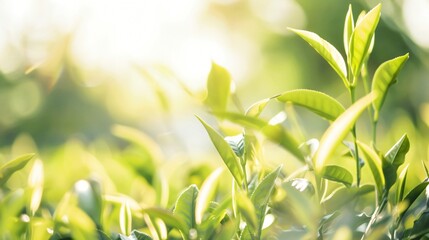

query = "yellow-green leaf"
[[372, 53, 409, 121], [357, 141, 385, 202], [321, 165, 353, 187], [314, 93, 375, 173], [290, 28, 348, 86], [250, 166, 282, 238], [349, 4, 381, 78], [0, 153, 35, 186], [173, 185, 199, 233], [196, 116, 244, 185], [395, 165, 408, 204], [211, 112, 304, 162], [276, 89, 345, 121], [205, 62, 231, 112], [344, 4, 355, 56], [236, 192, 258, 231], [246, 98, 271, 117], [143, 207, 188, 239], [322, 185, 374, 213], [195, 168, 223, 225], [120, 200, 132, 236]]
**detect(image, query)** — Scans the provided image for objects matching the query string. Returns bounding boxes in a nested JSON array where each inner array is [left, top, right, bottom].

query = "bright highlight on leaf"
[[195, 168, 223, 225], [120, 199, 132, 236], [276, 89, 345, 121], [28, 159, 44, 216], [314, 93, 375, 173], [289, 28, 348, 86]]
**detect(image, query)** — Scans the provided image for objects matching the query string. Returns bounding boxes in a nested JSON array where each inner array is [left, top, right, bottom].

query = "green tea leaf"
[[0, 153, 35, 186], [195, 168, 223, 225], [143, 207, 188, 238], [383, 134, 410, 192], [372, 54, 409, 121], [322, 185, 374, 213], [173, 185, 199, 233], [349, 4, 381, 78], [251, 166, 282, 207], [400, 179, 429, 222], [205, 62, 231, 112], [409, 209, 429, 239], [120, 200, 132, 236], [196, 116, 244, 185], [211, 112, 304, 161], [250, 166, 282, 238], [198, 197, 231, 238], [236, 191, 258, 231], [396, 165, 408, 204], [118, 230, 153, 240], [321, 165, 353, 187], [343, 4, 354, 55], [262, 124, 304, 161], [212, 220, 238, 240], [212, 111, 267, 129], [289, 28, 348, 86], [357, 141, 385, 202], [314, 93, 375, 173], [245, 98, 271, 117], [276, 89, 345, 121], [131, 230, 153, 240], [224, 134, 245, 158]]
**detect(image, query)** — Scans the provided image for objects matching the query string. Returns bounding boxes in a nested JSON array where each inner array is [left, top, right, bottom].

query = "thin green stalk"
[[349, 86, 361, 187], [361, 63, 378, 149]]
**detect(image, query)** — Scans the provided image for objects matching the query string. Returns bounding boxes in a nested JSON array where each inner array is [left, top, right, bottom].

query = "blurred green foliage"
[[1, 1, 429, 239]]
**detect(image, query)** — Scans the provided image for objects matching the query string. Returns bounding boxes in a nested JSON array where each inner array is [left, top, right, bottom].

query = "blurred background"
[[0, 0, 429, 166]]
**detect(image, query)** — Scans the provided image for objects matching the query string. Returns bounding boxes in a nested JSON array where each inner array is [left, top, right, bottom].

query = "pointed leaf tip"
[[290, 28, 348, 86]]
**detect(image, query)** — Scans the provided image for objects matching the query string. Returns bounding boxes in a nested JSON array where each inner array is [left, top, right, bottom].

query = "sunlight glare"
[[403, 0, 429, 49]]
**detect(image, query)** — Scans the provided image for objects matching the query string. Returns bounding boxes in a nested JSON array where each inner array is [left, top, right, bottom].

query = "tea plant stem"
[[362, 65, 378, 149], [349, 86, 361, 187]]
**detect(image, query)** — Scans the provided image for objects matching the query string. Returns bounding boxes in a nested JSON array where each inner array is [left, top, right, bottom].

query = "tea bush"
[[1, 4, 428, 240]]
